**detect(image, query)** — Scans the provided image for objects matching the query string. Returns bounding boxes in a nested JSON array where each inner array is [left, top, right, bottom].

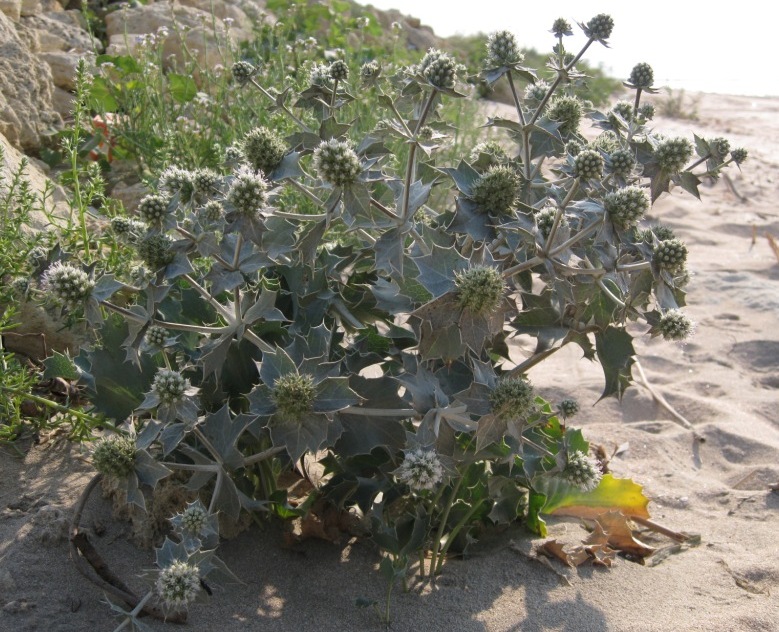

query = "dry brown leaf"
[[585, 544, 617, 567], [586, 510, 656, 559], [538, 540, 590, 567]]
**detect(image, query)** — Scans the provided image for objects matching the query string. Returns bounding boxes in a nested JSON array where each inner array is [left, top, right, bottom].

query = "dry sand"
[[1, 91, 778, 632]]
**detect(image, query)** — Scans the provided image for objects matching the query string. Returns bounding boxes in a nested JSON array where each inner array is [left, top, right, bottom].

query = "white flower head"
[[396, 448, 444, 492], [156, 561, 200, 609]]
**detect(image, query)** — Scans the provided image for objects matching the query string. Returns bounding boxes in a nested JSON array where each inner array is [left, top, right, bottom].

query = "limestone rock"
[[0, 11, 62, 151], [50, 84, 74, 117], [20, 0, 39, 16], [104, 1, 251, 72], [21, 13, 101, 52], [39, 50, 93, 91], [0, 0, 20, 22]]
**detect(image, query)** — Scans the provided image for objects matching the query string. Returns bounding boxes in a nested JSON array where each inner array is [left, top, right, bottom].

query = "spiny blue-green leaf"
[[595, 326, 635, 401]]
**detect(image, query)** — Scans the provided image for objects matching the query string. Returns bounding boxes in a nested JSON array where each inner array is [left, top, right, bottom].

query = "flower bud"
[[329, 59, 349, 81], [312, 138, 362, 187], [655, 137, 693, 173], [604, 186, 649, 228], [421, 49, 457, 90], [137, 233, 174, 270], [583, 13, 614, 41], [563, 450, 602, 491], [138, 194, 170, 225], [486, 30, 524, 67], [144, 325, 168, 348], [489, 377, 535, 420], [551, 18, 572, 37], [92, 435, 136, 479], [273, 373, 316, 421], [731, 148, 748, 165], [609, 149, 635, 177], [628, 62, 654, 89], [455, 265, 505, 314], [471, 165, 520, 215], [42, 262, 94, 307], [153, 368, 189, 404], [546, 95, 582, 136], [231, 60, 256, 85], [558, 399, 579, 419], [657, 309, 694, 341], [573, 149, 604, 180], [653, 238, 688, 272], [242, 126, 287, 175]]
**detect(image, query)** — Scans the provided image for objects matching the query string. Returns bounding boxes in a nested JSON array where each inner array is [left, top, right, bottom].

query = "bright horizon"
[[355, 0, 779, 97]]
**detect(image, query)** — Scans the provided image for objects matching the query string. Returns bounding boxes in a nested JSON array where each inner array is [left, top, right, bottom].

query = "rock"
[[104, 1, 251, 73], [2, 599, 35, 614], [0, 11, 62, 151], [30, 504, 70, 544], [20, 0, 39, 16], [38, 50, 93, 90], [0, 569, 16, 594], [0, 0, 20, 22], [110, 180, 148, 214], [51, 84, 74, 117], [21, 14, 101, 52]]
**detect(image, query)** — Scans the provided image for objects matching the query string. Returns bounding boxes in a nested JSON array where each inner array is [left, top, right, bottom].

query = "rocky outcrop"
[[0, 10, 62, 152]]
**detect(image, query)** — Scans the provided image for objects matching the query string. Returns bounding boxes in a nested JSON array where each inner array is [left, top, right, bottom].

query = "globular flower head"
[[130, 264, 153, 286], [656, 309, 694, 341], [312, 138, 362, 187], [158, 166, 194, 197], [138, 194, 170, 225], [628, 62, 654, 89], [469, 140, 508, 164], [231, 60, 256, 85], [558, 399, 579, 419], [179, 502, 209, 534], [11, 277, 30, 298], [604, 186, 649, 228], [272, 373, 316, 421], [144, 325, 168, 348], [524, 80, 549, 102], [156, 561, 200, 610], [489, 377, 535, 420], [471, 165, 520, 215], [360, 60, 381, 83], [708, 137, 730, 161], [546, 95, 582, 136], [455, 265, 505, 314], [192, 168, 218, 195], [224, 144, 244, 164], [565, 139, 583, 157], [731, 147, 748, 165], [650, 225, 677, 242], [396, 448, 444, 492], [153, 368, 189, 404], [137, 233, 174, 270], [551, 18, 573, 37], [92, 435, 136, 479], [653, 238, 688, 272], [421, 49, 457, 90], [329, 59, 349, 81], [242, 126, 287, 175], [583, 13, 614, 41], [201, 200, 224, 222], [655, 137, 693, 173], [486, 30, 524, 67], [573, 149, 604, 180], [638, 103, 655, 121], [227, 167, 269, 217], [42, 262, 94, 307], [309, 62, 333, 87], [563, 450, 602, 491], [609, 149, 635, 177], [610, 99, 634, 123], [535, 205, 561, 239], [110, 216, 146, 241], [591, 131, 620, 153]]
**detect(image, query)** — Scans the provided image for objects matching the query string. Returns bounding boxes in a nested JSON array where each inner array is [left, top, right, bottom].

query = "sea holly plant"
[[47, 13, 746, 619]]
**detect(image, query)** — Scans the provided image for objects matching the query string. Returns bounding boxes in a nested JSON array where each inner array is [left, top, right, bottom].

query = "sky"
[[355, 0, 779, 97]]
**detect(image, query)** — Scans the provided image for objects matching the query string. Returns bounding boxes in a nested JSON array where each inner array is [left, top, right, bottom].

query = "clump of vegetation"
[[3, 3, 748, 628]]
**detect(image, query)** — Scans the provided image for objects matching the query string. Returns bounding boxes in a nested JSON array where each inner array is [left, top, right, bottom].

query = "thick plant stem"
[[401, 89, 437, 223], [435, 498, 486, 574], [429, 476, 464, 577], [506, 72, 531, 181]]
